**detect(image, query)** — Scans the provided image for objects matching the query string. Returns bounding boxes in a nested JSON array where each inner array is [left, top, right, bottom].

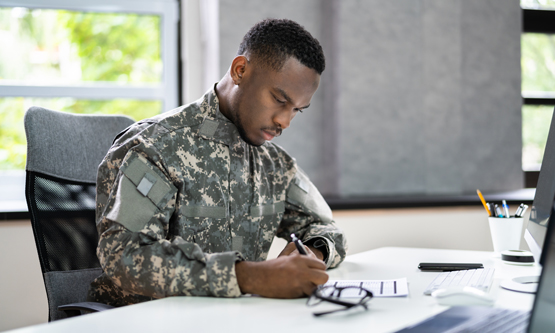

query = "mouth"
[[261, 130, 277, 141]]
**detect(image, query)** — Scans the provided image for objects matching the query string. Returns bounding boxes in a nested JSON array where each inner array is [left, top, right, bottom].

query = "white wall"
[[0, 221, 48, 332], [268, 206, 529, 258], [0, 207, 526, 332]]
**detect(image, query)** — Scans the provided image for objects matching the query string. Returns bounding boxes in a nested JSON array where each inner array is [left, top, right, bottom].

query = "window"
[[0, 0, 179, 170], [521, 0, 555, 186]]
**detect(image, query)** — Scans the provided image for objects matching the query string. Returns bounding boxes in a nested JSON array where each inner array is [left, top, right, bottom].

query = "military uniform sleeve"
[[97, 149, 243, 299], [277, 168, 348, 268]]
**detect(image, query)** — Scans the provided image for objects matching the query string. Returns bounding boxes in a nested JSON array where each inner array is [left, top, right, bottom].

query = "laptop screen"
[[527, 204, 555, 332]]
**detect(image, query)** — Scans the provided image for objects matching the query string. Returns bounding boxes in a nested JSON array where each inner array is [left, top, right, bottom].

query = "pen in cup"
[[502, 200, 510, 218], [515, 203, 524, 217], [477, 190, 527, 219], [518, 205, 529, 217], [488, 203, 496, 217], [495, 204, 504, 218]]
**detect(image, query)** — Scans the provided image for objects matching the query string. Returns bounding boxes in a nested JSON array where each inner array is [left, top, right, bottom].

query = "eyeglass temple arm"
[[312, 303, 368, 317]]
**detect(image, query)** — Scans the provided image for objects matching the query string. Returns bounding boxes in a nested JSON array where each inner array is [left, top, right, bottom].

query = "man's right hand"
[[235, 254, 328, 298]]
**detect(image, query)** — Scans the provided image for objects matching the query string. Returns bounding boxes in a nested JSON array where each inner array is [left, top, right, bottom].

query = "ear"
[[230, 55, 249, 85]]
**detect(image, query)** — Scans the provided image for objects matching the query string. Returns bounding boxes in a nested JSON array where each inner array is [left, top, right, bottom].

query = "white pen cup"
[[488, 217, 524, 255]]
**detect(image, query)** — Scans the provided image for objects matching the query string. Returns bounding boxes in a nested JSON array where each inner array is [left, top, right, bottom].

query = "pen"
[[495, 204, 504, 218], [488, 203, 496, 217], [515, 203, 525, 217], [502, 200, 510, 218], [291, 233, 308, 255], [519, 205, 529, 217], [477, 190, 491, 216]]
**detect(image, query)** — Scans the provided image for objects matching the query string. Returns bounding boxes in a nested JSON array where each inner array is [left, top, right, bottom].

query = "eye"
[[295, 108, 304, 113], [273, 95, 286, 104]]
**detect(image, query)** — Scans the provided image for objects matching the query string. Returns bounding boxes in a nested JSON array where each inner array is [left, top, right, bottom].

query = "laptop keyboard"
[[395, 307, 530, 333], [423, 268, 495, 295], [463, 308, 530, 333]]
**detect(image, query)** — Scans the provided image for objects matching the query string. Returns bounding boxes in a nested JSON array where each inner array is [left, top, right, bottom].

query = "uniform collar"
[[196, 85, 243, 148]]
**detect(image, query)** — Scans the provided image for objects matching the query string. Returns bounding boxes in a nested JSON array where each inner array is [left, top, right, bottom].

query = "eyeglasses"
[[307, 285, 373, 317]]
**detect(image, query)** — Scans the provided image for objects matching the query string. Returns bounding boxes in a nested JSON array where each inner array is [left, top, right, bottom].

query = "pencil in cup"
[[476, 189, 491, 216]]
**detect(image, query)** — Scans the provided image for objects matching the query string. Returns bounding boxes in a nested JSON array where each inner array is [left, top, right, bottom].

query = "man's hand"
[[235, 253, 328, 298], [278, 241, 324, 261]]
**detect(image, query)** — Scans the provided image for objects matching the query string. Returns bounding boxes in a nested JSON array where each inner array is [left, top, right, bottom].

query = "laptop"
[[395, 306, 530, 332], [395, 210, 555, 332]]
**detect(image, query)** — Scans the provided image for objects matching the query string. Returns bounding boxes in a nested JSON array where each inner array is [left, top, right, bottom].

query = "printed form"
[[323, 278, 409, 297]]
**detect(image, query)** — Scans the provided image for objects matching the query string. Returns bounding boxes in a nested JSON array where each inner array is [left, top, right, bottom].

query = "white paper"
[[323, 278, 409, 297]]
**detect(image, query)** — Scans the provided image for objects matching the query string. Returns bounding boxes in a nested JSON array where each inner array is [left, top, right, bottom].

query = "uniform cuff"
[[205, 251, 244, 297], [303, 237, 335, 269]]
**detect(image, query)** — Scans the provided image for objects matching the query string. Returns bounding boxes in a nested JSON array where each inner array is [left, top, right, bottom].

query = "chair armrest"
[[58, 302, 115, 317]]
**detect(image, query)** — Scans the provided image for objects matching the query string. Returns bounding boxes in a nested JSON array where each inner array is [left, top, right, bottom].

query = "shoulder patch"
[[120, 153, 176, 208], [105, 152, 177, 232]]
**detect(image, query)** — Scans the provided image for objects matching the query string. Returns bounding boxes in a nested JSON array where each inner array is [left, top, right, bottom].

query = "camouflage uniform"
[[87, 88, 348, 306]]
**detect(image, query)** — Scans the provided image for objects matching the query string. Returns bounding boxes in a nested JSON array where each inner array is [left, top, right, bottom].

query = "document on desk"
[[324, 278, 409, 297]]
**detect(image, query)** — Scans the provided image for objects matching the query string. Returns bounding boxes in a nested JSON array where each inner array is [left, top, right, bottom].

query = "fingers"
[[237, 255, 329, 298], [302, 282, 319, 297], [302, 255, 327, 270], [280, 242, 320, 261], [300, 270, 329, 296], [277, 242, 297, 257], [308, 268, 329, 286], [294, 255, 328, 287]]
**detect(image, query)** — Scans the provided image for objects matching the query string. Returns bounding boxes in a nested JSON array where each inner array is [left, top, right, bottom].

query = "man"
[[88, 18, 347, 306]]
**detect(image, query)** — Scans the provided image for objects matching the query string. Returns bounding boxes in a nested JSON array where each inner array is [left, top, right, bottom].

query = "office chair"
[[24, 106, 135, 321]]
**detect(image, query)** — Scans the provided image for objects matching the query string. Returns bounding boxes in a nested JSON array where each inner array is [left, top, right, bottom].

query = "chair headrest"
[[24, 106, 135, 183]]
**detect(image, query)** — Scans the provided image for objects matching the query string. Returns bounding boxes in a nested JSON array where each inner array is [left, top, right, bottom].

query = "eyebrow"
[[275, 87, 311, 110]]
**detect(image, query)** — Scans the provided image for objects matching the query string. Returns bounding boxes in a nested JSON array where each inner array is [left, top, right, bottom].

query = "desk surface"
[[8, 247, 540, 333]]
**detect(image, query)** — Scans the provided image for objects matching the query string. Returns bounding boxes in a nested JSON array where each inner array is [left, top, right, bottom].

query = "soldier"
[[88, 18, 348, 306]]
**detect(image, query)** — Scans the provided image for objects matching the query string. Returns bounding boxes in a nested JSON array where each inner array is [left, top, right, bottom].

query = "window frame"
[[0, 0, 181, 219], [0, 0, 180, 111], [522, 8, 555, 187]]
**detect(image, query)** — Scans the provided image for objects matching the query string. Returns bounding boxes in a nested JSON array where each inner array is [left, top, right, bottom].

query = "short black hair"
[[237, 18, 325, 75]]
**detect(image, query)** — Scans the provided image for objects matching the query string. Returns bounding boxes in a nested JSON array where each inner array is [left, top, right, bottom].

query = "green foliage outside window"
[[522, 105, 555, 170], [0, 99, 27, 170], [521, 33, 555, 170], [0, 8, 163, 170], [0, 97, 161, 170], [58, 12, 162, 83], [521, 33, 555, 92]]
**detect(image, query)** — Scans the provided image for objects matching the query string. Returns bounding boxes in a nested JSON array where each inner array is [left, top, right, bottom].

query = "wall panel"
[[218, 0, 522, 197]]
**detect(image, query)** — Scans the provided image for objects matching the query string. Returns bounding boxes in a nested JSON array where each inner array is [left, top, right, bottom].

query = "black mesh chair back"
[[24, 106, 134, 321], [26, 173, 98, 272]]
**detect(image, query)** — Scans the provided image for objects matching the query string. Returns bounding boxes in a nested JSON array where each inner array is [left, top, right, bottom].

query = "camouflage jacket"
[[87, 88, 347, 306]]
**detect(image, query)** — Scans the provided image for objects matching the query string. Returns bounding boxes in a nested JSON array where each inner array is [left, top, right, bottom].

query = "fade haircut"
[[237, 18, 325, 75]]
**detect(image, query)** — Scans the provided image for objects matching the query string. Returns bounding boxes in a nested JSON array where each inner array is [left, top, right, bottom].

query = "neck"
[[215, 75, 234, 121]]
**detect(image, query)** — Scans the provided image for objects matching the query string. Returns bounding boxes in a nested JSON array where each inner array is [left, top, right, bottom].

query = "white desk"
[[9, 247, 540, 333]]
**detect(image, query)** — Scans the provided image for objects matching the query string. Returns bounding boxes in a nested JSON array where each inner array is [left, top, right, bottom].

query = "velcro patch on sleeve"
[[105, 152, 177, 232], [106, 175, 157, 232], [121, 153, 177, 209], [137, 173, 156, 196]]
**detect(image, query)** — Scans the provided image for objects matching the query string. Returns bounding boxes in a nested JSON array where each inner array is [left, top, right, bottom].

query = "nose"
[[273, 109, 294, 130]]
